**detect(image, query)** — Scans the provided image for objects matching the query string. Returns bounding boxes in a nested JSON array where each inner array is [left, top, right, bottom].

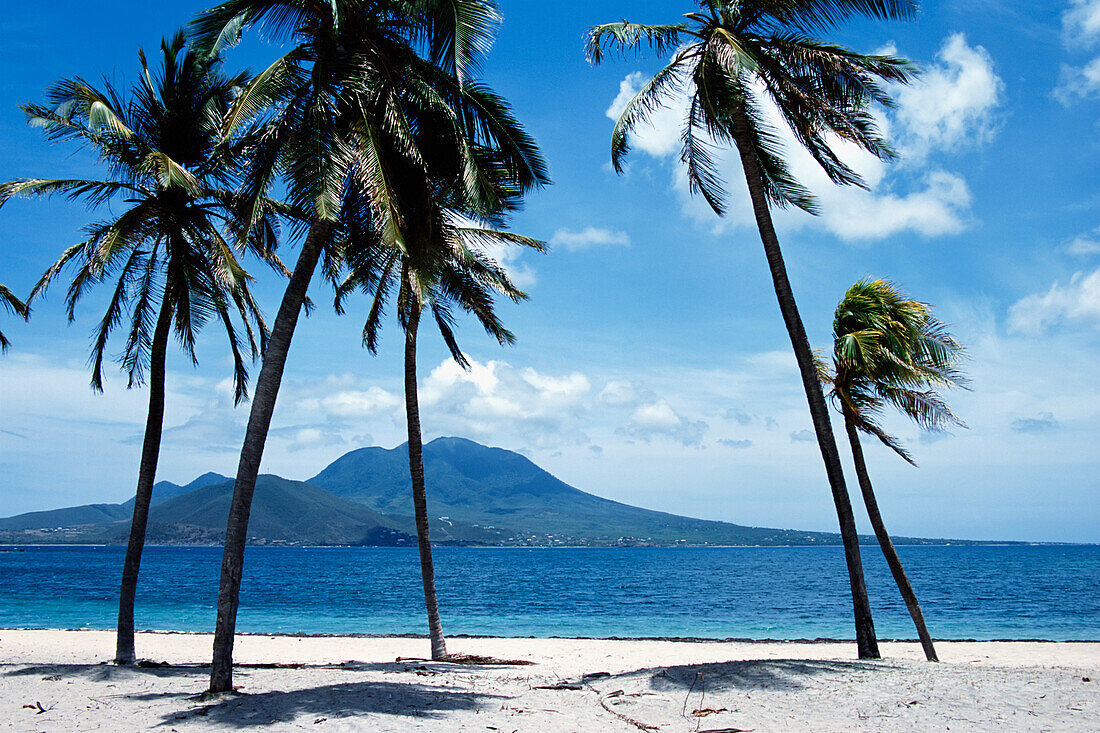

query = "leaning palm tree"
[[0, 32, 281, 665], [336, 111, 546, 658], [191, 0, 547, 690], [823, 278, 966, 662], [587, 0, 918, 659], [0, 283, 30, 352]]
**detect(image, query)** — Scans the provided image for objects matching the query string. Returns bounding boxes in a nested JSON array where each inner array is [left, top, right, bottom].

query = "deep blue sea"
[[1, 545, 1097, 640]]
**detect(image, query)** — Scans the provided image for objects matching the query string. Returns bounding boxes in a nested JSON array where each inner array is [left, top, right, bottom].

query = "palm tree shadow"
[[158, 680, 504, 728], [3, 663, 203, 682], [620, 658, 900, 693]]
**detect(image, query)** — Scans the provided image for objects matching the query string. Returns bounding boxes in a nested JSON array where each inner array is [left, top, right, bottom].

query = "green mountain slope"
[[3, 438, 984, 546], [121, 472, 230, 510], [0, 503, 131, 531], [309, 437, 847, 545]]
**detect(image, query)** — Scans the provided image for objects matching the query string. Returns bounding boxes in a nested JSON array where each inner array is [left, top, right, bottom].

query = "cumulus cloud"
[[316, 387, 402, 418], [725, 408, 755, 426], [1011, 412, 1060, 433], [718, 438, 753, 449], [419, 357, 592, 448], [617, 400, 708, 446], [1056, 0, 1100, 102], [1007, 269, 1100, 334], [790, 429, 816, 443], [1067, 226, 1100, 255], [893, 34, 1003, 158], [607, 34, 1000, 242], [550, 227, 630, 251], [1056, 56, 1100, 101], [1064, 0, 1100, 46], [599, 379, 642, 407]]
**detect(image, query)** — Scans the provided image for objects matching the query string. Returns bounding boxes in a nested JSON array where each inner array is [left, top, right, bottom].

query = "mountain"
[[1, 473, 508, 546], [309, 437, 854, 546], [121, 472, 230, 510], [2, 472, 231, 531], [0, 503, 131, 531], [2, 437, 981, 546]]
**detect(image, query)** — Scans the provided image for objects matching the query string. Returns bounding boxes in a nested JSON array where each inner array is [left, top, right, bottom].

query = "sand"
[[1, 630, 1097, 731]]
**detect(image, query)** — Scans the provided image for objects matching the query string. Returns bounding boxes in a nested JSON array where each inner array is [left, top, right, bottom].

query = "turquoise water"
[[0, 545, 1097, 640]]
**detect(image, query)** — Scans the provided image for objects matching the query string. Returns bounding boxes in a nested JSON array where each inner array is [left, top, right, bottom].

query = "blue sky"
[[1, 0, 1097, 542]]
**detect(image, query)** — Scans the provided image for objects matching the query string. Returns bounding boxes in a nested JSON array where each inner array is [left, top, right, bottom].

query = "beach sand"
[[1, 630, 1097, 731]]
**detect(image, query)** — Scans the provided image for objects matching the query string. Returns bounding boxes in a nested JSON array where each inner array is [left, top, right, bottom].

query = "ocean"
[[1, 545, 1097, 640]]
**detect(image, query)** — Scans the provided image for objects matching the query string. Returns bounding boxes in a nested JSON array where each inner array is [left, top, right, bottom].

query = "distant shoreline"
[[4, 541, 1092, 548], [3, 627, 1099, 643]]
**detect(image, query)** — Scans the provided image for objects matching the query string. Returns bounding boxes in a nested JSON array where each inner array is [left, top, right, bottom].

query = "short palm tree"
[[336, 114, 545, 659], [587, 0, 918, 658], [0, 283, 29, 352], [824, 278, 966, 662], [191, 0, 547, 690], [0, 32, 280, 665]]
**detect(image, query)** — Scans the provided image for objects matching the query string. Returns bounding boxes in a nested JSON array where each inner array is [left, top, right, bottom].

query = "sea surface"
[[1, 545, 1097, 640]]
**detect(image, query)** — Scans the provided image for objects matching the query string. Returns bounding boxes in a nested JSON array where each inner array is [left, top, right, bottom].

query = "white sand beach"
[[1, 631, 1097, 731]]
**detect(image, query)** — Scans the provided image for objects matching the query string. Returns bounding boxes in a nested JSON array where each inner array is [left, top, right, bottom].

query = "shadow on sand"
[[616, 658, 901, 693], [158, 680, 504, 728], [4, 663, 507, 727]]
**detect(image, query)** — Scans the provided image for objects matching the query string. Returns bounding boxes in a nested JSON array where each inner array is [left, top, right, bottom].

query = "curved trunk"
[[209, 220, 330, 693], [114, 296, 174, 665], [730, 107, 879, 659], [842, 404, 939, 661], [404, 303, 448, 660]]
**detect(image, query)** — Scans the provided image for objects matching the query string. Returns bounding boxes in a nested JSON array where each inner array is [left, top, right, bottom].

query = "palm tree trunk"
[[209, 219, 330, 693], [730, 107, 879, 659], [842, 404, 939, 661], [403, 302, 448, 660], [113, 296, 173, 665]]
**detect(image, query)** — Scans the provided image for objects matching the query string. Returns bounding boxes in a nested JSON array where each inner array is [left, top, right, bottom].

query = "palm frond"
[[586, 22, 687, 64]]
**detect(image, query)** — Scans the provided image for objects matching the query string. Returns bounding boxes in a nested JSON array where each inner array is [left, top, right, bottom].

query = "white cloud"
[[1064, 0, 1100, 47], [419, 357, 592, 448], [1057, 0, 1100, 102], [1067, 226, 1100, 255], [893, 34, 1003, 158], [618, 399, 708, 446], [1011, 412, 1060, 433], [790, 429, 816, 443], [550, 227, 630, 251], [809, 170, 973, 240], [318, 387, 402, 418], [1056, 56, 1100, 101], [607, 34, 999, 242], [718, 438, 753, 449], [1007, 268, 1100, 333], [598, 379, 641, 407]]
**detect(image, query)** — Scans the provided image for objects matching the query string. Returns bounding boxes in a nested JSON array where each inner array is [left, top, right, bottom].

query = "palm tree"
[[336, 117, 546, 659], [191, 0, 547, 691], [0, 32, 280, 665], [0, 283, 29, 352], [587, 0, 918, 659], [823, 278, 966, 662]]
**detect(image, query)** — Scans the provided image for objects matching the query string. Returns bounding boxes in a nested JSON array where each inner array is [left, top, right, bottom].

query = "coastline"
[[2, 630, 1096, 731]]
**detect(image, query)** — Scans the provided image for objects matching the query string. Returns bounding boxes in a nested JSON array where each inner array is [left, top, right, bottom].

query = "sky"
[[1, 0, 1098, 543]]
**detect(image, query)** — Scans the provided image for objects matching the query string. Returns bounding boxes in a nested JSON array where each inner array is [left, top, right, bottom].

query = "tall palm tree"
[[0, 32, 280, 665], [336, 114, 546, 658], [191, 0, 547, 691], [587, 0, 918, 659], [0, 283, 29, 352], [824, 278, 966, 662]]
